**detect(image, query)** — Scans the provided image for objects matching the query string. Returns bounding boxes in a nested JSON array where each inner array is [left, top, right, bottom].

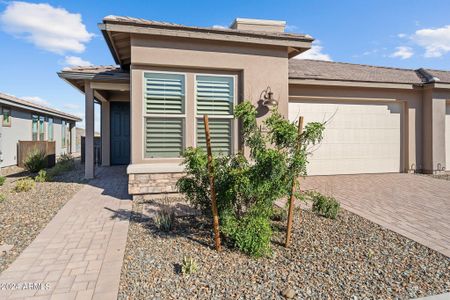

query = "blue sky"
[[1, 0, 450, 129]]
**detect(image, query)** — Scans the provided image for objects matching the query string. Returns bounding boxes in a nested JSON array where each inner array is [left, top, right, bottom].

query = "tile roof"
[[102, 15, 313, 42], [424, 69, 450, 83], [0, 92, 81, 122], [289, 59, 425, 84], [59, 65, 129, 81]]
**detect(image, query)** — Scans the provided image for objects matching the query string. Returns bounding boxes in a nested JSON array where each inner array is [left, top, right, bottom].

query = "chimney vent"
[[230, 18, 286, 33]]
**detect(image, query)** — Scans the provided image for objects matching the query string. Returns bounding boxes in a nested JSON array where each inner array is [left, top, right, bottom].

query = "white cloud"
[[293, 40, 332, 61], [397, 33, 407, 38], [22, 96, 50, 106], [212, 25, 226, 29], [0, 1, 93, 54], [64, 56, 91, 67], [63, 103, 80, 110], [390, 46, 414, 59], [412, 25, 450, 58], [285, 24, 298, 32]]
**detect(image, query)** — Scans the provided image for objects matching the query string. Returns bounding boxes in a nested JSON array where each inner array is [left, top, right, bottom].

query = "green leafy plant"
[[0, 194, 5, 202], [0, 176, 6, 186], [24, 148, 46, 173], [14, 178, 35, 192], [181, 256, 198, 276], [309, 191, 340, 219], [177, 101, 325, 257], [35, 170, 50, 183], [154, 209, 175, 232]]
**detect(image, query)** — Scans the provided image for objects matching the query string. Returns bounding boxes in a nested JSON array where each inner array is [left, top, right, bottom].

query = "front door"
[[110, 102, 130, 165]]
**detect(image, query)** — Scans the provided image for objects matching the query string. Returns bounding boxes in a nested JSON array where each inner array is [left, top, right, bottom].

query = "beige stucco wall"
[[130, 34, 289, 165], [289, 84, 424, 172], [422, 87, 450, 172]]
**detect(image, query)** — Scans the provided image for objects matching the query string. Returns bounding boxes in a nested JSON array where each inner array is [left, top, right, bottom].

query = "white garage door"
[[446, 105, 450, 171], [289, 101, 402, 175]]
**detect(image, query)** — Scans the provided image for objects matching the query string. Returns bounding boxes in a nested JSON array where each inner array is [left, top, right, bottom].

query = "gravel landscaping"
[[119, 197, 450, 300], [0, 161, 85, 272]]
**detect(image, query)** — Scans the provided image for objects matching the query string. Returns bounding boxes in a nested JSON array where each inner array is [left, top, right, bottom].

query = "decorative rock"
[[281, 287, 296, 299]]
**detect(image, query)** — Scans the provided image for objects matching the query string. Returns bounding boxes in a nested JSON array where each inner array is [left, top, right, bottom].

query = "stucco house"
[[0, 92, 80, 173], [58, 16, 450, 198]]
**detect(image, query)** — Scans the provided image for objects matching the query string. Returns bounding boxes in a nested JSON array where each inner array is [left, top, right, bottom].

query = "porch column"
[[422, 88, 447, 173], [85, 82, 95, 179], [101, 101, 110, 166]]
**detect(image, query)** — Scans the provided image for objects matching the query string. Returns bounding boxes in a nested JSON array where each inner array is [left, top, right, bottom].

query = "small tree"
[[177, 101, 324, 257]]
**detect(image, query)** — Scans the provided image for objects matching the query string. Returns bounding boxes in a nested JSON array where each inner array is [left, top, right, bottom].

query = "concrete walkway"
[[0, 167, 131, 300], [303, 173, 450, 257]]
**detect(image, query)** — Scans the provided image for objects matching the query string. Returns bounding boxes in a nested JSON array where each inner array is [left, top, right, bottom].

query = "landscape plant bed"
[[118, 198, 450, 299], [0, 161, 85, 272]]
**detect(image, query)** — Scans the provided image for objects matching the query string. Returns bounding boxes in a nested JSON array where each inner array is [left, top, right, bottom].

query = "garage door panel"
[[289, 101, 401, 175]]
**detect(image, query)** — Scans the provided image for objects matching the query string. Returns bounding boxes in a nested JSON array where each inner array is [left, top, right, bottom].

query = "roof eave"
[[288, 78, 417, 90], [0, 97, 81, 122], [98, 23, 121, 66]]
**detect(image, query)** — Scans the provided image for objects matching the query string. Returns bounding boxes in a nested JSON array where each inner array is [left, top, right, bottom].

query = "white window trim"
[[141, 70, 187, 160], [193, 73, 238, 155]]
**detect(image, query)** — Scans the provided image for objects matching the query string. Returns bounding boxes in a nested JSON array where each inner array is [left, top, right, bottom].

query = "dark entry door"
[[110, 102, 130, 165]]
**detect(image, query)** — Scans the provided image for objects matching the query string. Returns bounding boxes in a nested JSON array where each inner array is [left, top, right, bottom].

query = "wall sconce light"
[[261, 86, 278, 107]]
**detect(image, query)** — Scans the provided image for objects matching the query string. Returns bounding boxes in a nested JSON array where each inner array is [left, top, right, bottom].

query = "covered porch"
[[58, 66, 131, 179]]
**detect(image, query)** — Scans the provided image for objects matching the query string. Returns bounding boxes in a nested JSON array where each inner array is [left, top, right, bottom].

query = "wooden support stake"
[[203, 115, 222, 251], [285, 116, 304, 248]]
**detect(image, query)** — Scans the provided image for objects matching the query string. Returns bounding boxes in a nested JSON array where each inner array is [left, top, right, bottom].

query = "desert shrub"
[[35, 170, 50, 183], [47, 154, 75, 178], [14, 178, 35, 192], [271, 206, 287, 222], [309, 192, 340, 219], [24, 149, 46, 173], [0, 176, 6, 186], [181, 256, 198, 276], [0, 194, 5, 202], [154, 209, 175, 232], [57, 153, 75, 169], [177, 101, 325, 257]]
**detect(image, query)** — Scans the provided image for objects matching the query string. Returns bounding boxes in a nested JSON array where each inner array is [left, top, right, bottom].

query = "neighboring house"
[[58, 16, 450, 198], [0, 92, 81, 171]]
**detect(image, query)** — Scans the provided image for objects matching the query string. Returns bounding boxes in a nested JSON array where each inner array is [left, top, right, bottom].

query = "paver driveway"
[[0, 166, 131, 300], [303, 173, 450, 257]]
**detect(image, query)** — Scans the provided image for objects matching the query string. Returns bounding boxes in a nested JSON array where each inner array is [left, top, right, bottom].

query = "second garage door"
[[289, 101, 402, 175]]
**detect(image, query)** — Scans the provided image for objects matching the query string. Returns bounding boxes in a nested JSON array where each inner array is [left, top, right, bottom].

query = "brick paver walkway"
[[0, 166, 131, 300], [303, 173, 450, 257]]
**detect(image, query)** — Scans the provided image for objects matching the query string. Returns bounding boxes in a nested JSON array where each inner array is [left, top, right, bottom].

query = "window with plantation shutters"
[[196, 118, 232, 155], [144, 73, 185, 114], [196, 76, 233, 115], [144, 72, 186, 158], [195, 75, 235, 155]]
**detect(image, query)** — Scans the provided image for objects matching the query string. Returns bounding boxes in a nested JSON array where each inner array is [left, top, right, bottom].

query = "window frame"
[[2, 107, 11, 127], [142, 70, 187, 160], [32, 114, 39, 141], [61, 120, 67, 148], [47, 117, 54, 141], [193, 73, 238, 155], [39, 115, 46, 141]]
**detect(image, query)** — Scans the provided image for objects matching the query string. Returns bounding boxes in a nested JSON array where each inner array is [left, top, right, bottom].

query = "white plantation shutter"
[[144, 72, 186, 158], [197, 118, 232, 155], [145, 118, 184, 158], [196, 76, 234, 115], [145, 73, 185, 114], [195, 75, 234, 155]]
